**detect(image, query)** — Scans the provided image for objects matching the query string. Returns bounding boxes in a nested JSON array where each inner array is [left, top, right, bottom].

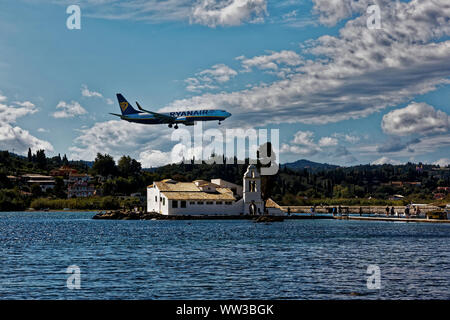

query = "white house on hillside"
[[147, 165, 284, 216]]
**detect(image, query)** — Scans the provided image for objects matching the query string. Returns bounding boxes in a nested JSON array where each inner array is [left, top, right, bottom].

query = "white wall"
[[165, 198, 243, 216], [211, 179, 243, 197], [147, 186, 168, 215], [147, 183, 250, 216]]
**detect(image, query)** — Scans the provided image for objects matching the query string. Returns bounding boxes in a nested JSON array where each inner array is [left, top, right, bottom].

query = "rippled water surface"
[[0, 211, 449, 299]]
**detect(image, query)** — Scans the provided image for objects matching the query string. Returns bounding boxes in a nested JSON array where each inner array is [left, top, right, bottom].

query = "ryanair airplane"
[[110, 94, 231, 129]]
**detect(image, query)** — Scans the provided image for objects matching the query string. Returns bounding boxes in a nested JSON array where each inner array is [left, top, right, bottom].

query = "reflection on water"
[[0, 212, 449, 299]]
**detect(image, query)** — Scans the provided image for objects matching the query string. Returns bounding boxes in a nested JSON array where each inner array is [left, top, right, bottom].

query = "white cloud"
[[37, 128, 49, 133], [312, 0, 357, 26], [0, 125, 54, 154], [280, 143, 319, 157], [0, 100, 37, 123], [376, 137, 420, 153], [69, 120, 173, 161], [343, 134, 360, 144], [382, 102, 449, 136], [434, 158, 450, 167], [318, 136, 338, 147], [407, 134, 450, 155], [191, 0, 267, 27], [355, 134, 450, 160], [37, 0, 267, 27], [13, 101, 35, 108], [81, 84, 103, 98], [138, 148, 173, 168], [162, 1, 450, 127], [281, 130, 357, 162], [81, 84, 116, 105], [185, 77, 218, 92], [0, 94, 6, 102], [371, 156, 401, 165], [0, 97, 53, 154], [332, 132, 361, 143], [332, 146, 357, 164], [292, 130, 315, 145], [139, 143, 207, 167], [50, 0, 192, 24], [238, 50, 303, 74], [199, 63, 237, 83], [185, 63, 237, 92], [52, 101, 87, 118], [282, 10, 297, 20], [69, 120, 269, 167]]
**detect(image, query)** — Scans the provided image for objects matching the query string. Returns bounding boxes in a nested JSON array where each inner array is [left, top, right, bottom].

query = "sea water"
[[0, 211, 449, 299]]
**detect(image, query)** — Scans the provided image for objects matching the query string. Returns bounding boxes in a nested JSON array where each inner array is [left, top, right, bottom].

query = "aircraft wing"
[[136, 101, 175, 122]]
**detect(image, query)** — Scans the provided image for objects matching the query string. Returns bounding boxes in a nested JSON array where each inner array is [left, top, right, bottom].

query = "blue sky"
[[0, 0, 449, 167]]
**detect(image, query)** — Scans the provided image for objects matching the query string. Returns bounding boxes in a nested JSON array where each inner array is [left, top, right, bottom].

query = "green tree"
[[0, 173, 12, 189], [35, 149, 47, 170], [118, 155, 141, 177], [30, 184, 42, 198], [52, 177, 67, 198], [101, 179, 117, 196], [62, 154, 69, 166], [0, 151, 10, 164], [93, 153, 117, 177]]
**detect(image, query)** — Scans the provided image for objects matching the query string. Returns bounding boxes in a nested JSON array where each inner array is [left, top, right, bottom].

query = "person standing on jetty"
[[385, 206, 390, 216], [332, 207, 336, 216], [390, 206, 395, 216]]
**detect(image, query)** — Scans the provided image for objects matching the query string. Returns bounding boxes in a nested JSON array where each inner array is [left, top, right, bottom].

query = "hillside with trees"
[[1, 148, 449, 211]]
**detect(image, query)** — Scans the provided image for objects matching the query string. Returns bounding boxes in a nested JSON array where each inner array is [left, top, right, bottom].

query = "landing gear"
[[218, 121, 222, 125], [174, 124, 178, 129], [168, 124, 172, 128]]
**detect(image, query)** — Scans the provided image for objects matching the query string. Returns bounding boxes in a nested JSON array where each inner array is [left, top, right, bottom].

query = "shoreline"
[[1, 210, 449, 223], [26, 209, 100, 212], [11, 204, 444, 213], [333, 215, 450, 223], [91, 210, 450, 224]]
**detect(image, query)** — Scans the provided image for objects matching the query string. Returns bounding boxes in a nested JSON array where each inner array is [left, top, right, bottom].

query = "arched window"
[[249, 180, 256, 192]]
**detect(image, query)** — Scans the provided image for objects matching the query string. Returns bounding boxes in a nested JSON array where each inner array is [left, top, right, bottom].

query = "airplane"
[[110, 93, 231, 129]]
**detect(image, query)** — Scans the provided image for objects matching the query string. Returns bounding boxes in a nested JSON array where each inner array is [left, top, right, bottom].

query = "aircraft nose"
[[226, 111, 232, 117]]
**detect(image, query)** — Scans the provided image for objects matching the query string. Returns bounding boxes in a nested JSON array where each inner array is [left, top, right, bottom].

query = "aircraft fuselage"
[[121, 109, 231, 125], [111, 93, 231, 128]]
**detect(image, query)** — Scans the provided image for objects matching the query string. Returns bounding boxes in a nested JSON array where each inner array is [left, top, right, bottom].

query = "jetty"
[[333, 215, 450, 223], [280, 205, 441, 215]]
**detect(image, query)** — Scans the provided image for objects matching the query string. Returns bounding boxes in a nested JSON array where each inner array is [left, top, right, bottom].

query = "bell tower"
[[243, 165, 264, 215]]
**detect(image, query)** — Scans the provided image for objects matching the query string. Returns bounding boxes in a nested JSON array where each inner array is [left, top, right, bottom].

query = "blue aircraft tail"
[[116, 93, 140, 115]]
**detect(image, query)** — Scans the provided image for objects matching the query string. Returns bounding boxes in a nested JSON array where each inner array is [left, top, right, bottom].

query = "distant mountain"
[[281, 159, 339, 171]]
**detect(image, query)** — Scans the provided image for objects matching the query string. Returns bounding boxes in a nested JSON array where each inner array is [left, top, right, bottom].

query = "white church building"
[[147, 165, 284, 216]]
